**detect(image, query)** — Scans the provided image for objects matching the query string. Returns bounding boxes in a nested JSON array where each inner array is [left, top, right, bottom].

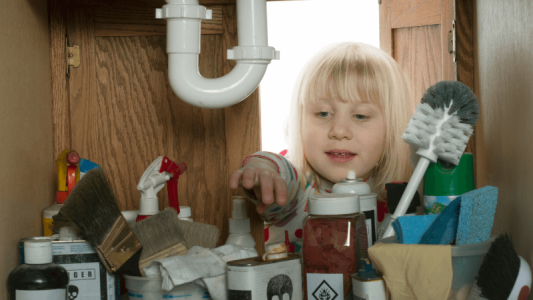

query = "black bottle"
[[8, 239, 69, 299]]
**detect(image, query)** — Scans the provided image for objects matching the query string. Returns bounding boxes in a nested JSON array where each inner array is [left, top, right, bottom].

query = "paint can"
[[226, 254, 302, 300], [20, 237, 120, 300]]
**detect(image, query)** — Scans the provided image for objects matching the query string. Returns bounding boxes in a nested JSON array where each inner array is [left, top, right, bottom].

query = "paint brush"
[[60, 169, 142, 275], [132, 207, 188, 275]]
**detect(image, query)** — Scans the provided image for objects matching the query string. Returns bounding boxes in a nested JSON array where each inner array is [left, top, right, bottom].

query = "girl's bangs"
[[303, 57, 382, 109]]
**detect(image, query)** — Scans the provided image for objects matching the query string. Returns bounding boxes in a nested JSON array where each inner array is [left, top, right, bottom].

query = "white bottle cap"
[[178, 206, 192, 218], [347, 170, 356, 180], [309, 193, 360, 215], [232, 196, 247, 219], [24, 239, 53, 264]]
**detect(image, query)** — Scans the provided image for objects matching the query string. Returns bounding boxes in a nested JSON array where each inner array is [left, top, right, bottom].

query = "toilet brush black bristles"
[[476, 234, 521, 300]]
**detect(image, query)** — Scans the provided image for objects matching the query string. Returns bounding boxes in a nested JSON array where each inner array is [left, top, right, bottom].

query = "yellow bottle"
[[42, 149, 80, 236]]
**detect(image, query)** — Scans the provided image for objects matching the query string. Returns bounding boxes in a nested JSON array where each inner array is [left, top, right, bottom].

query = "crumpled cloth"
[[143, 244, 258, 300], [369, 242, 452, 300]]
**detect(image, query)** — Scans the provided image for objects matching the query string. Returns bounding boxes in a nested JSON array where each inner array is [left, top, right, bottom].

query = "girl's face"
[[303, 96, 386, 183]]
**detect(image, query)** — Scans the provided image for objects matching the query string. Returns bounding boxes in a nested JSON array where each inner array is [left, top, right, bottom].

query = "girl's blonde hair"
[[286, 42, 413, 195]]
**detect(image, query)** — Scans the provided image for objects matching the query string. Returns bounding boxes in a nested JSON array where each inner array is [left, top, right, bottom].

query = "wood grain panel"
[[394, 25, 442, 110], [66, 8, 99, 167], [391, 0, 441, 29], [441, 0, 454, 82], [222, 5, 264, 255], [50, 0, 71, 160], [63, 0, 297, 9], [93, 6, 223, 37], [379, 0, 393, 56], [456, 0, 475, 162]]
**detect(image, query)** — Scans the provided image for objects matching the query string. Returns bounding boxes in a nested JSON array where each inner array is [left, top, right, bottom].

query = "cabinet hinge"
[[66, 38, 80, 77], [448, 20, 456, 62]]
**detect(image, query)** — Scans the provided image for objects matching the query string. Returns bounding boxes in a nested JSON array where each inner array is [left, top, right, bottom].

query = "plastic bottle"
[[42, 150, 80, 236], [332, 170, 378, 247], [225, 196, 256, 249], [8, 239, 69, 300], [178, 206, 193, 221], [303, 193, 367, 300]]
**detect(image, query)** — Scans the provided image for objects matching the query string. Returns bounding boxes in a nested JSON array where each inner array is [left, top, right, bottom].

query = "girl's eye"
[[317, 112, 331, 118], [354, 114, 367, 121]]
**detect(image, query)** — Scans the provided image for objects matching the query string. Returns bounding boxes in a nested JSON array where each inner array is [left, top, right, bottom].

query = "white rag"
[[143, 244, 258, 300]]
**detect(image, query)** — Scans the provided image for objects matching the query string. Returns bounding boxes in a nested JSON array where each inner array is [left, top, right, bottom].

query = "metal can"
[[227, 254, 302, 300], [20, 237, 119, 300]]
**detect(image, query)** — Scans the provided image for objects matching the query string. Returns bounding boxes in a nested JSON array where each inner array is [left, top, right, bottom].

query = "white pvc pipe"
[[160, 0, 276, 109]]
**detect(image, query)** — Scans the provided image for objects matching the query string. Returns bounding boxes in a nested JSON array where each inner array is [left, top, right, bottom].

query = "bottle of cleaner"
[[332, 170, 378, 247], [225, 196, 256, 249], [136, 156, 187, 221], [42, 149, 81, 236], [8, 239, 69, 300]]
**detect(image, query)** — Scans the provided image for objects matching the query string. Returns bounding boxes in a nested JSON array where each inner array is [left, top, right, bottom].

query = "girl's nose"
[[328, 116, 353, 140]]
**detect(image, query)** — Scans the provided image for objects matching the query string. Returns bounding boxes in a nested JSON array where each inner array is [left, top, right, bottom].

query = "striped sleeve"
[[242, 151, 307, 223]]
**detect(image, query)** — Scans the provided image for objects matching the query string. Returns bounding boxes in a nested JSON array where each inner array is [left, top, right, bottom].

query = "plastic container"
[[225, 196, 255, 249], [121, 210, 139, 228], [178, 206, 193, 221], [124, 275, 211, 299], [377, 236, 495, 297], [303, 193, 367, 300], [332, 170, 378, 247], [9, 239, 69, 299], [424, 153, 475, 214]]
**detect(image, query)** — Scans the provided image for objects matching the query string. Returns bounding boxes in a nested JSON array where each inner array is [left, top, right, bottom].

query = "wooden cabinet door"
[[49, 0, 263, 250], [379, 0, 475, 155]]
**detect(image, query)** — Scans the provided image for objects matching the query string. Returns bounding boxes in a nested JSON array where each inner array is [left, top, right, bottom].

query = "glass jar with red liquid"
[[303, 194, 368, 300]]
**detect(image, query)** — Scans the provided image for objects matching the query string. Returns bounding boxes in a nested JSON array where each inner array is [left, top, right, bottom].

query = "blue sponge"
[[392, 214, 438, 244], [456, 186, 498, 245], [418, 197, 461, 245]]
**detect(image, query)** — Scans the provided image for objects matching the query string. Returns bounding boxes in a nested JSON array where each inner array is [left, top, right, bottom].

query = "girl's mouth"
[[326, 150, 356, 163]]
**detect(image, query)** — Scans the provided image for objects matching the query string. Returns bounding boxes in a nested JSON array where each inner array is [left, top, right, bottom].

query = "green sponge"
[[456, 186, 498, 245]]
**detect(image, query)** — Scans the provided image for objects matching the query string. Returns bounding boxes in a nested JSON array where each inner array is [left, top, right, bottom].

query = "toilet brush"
[[382, 80, 479, 238]]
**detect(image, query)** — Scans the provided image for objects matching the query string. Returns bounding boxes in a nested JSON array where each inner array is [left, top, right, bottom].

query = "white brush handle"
[[382, 157, 431, 238]]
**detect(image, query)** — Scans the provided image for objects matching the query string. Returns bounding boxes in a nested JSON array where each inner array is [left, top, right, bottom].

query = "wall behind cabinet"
[[0, 0, 55, 298]]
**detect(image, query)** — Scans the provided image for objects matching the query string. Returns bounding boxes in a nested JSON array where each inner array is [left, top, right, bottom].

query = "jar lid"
[[309, 193, 360, 215], [24, 239, 53, 264]]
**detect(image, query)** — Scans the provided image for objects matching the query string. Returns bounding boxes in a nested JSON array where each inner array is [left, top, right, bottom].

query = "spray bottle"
[[136, 156, 187, 221], [42, 149, 80, 237], [225, 196, 256, 249]]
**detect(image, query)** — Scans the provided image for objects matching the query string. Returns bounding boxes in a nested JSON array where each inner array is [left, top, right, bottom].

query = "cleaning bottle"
[[8, 239, 69, 299], [136, 156, 187, 221], [42, 149, 80, 236], [423, 153, 475, 214], [225, 196, 256, 249], [332, 170, 378, 247]]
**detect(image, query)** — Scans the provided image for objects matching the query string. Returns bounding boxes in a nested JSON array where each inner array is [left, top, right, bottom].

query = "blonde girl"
[[229, 42, 413, 250]]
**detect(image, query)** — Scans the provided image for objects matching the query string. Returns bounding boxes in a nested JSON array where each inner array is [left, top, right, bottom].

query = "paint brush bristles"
[[61, 169, 123, 246], [132, 208, 188, 272], [60, 169, 142, 274]]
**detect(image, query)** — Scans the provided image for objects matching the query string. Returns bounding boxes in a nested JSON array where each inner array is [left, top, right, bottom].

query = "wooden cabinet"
[[49, 0, 266, 251]]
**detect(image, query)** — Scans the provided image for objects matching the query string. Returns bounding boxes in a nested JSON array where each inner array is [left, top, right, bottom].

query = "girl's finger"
[[229, 169, 244, 189], [273, 176, 288, 206], [259, 171, 275, 205], [242, 167, 256, 189], [256, 202, 273, 215]]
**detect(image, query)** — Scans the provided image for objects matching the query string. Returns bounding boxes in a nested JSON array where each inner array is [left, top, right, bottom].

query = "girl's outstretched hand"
[[229, 157, 288, 214]]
